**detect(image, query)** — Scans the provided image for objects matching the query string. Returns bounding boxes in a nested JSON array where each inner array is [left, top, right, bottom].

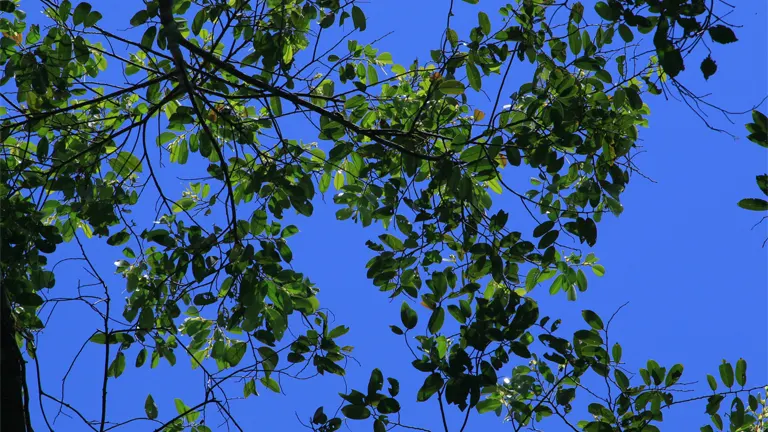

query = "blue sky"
[[20, 1, 767, 431]]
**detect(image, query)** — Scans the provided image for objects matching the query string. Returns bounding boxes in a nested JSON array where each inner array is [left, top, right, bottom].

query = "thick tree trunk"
[[1, 287, 31, 432]]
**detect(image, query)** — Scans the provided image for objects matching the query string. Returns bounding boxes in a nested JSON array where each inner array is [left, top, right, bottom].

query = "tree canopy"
[[1, 0, 766, 431]]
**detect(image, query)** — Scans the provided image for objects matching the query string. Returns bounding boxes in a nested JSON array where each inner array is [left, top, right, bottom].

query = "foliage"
[[0, 0, 765, 431]]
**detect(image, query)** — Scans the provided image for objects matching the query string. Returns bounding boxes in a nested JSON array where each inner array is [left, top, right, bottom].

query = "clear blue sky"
[[22, 1, 767, 431]]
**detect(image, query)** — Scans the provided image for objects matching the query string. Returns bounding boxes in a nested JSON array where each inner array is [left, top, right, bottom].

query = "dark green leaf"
[[73, 2, 92, 26], [16, 292, 44, 307], [581, 310, 603, 330], [735, 358, 747, 387], [659, 47, 684, 78], [416, 373, 443, 402], [737, 198, 768, 211], [377, 397, 400, 414], [706, 394, 724, 415], [130, 9, 148, 26], [427, 307, 445, 334], [708, 25, 738, 44], [538, 230, 559, 249], [700, 56, 717, 80], [533, 221, 555, 238], [145, 394, 158, 419], [594, 2, 619, 21], [719, 361, 734, 388], [400, 302, 418, 330], [756, 175, 768, 196], [84, 11, 102, 27], [351, 6, 366, 31], [341, 405, 370, 420], [618, 24, 633, 42], [368, 368, 383, 395]]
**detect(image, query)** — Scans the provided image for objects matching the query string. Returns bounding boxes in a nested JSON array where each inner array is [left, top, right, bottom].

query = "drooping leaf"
[[700, 56, 717, 80]]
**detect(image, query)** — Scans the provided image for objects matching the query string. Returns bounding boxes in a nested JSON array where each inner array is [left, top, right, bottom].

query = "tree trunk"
[[1, 287, 31, 432]]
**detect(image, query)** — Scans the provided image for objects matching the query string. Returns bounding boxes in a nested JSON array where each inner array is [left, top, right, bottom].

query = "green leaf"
[[226, 341, 247, 367], [377, 397, 400, 414], [439, 80, 466, 95], [376, 52, 393, 64], [700, 56, 717, 80], [584, 421, 613, 432], [708, 25, 738, 44], [172, 198, 195, 213], [191, 9, 206, 35], [400, 302, 417, 330], [130, 9, 148, 26], [573, 57, 602, 72], [618, 24, 633, 42], [140, 26, 157, 49], [382, 378, 399, 399], [145, 394, 158, 419], [738, 198, 768, 211], [243, 379, 257, 397], [466, 62, 481, 91], [706, 394, 724, 415], [625, 87, 643, 110], [614, 369, 630, 389], [351, 6, 366, 31], [193, 292, 216, 306], [567, 24, 581, 56], [368, 368, 383, 395], [707, 374, 718, 391], [735, 358, 747, 387], [250, 210, 268, 235], [756, 175, 768, 196], [533, 221, 555, 238], [107, 352, 126, 378], [269, 96, 282, 116], [174, 398, 189, 416], [73, 2, 91, 26], [478, 11, 491, 34], [416, 373, 443, 402], [341, 405, 370, 420], [612, 343, 622, 363], [665, 364, 683, 386], [581, 310, 604, 330], [135, 348, 147, 367], [574, 329, 602, 346], [427, 307, 444, 334], [591, 264, 606, 277], [476, 398, 501, 413], [261, 376, 280, 393], [719, 361, 734, 388], [594, 2, 619, 21], [109, 151, 142, 178], [374, 420, 386, 432], [107, 230, 130, 246], [16, 292, 44, 307], [84, 11, 102, 27], [538, 230, 559, 249], [334, 171, 344, 190], [659, 47, 684, 78]]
